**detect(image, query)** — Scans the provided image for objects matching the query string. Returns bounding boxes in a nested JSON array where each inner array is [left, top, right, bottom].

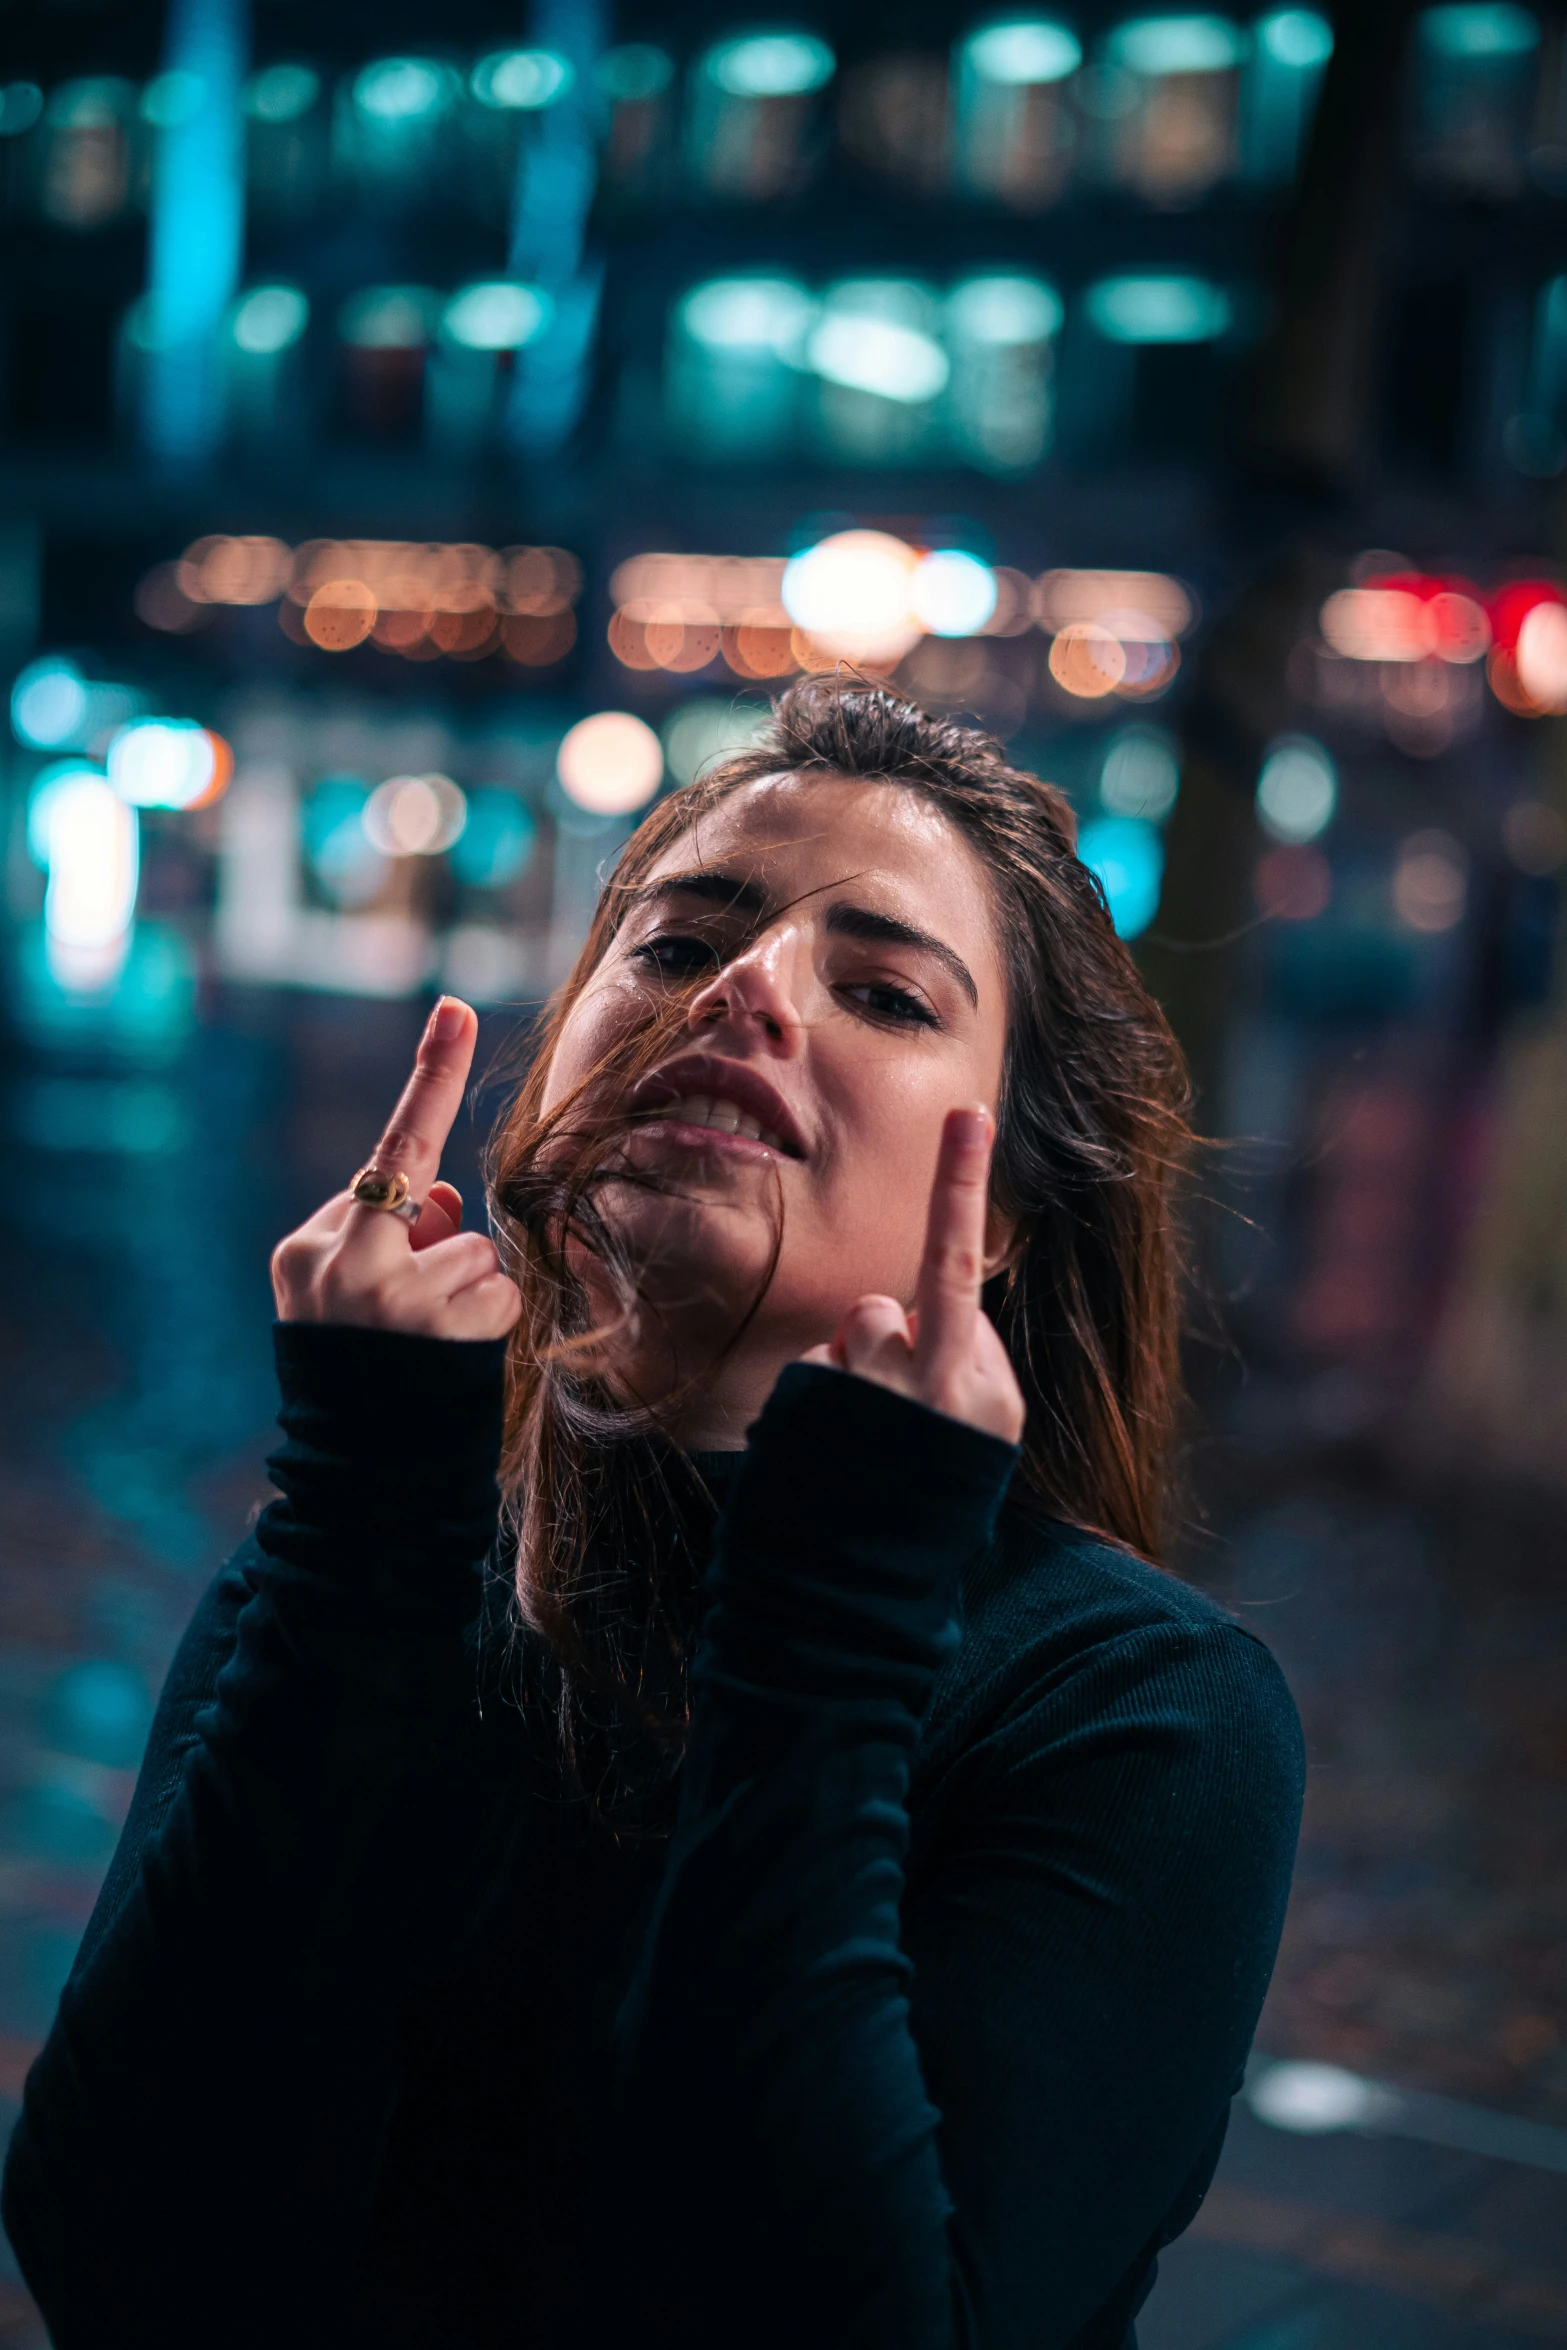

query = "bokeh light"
[[362, 774, 467, 857], [1108, 16, 1248, 74], [782, 531, 922, 663], [1049, 623, 1127, 698], [946, 275, 1063, 347], [1514, 599, 1567, 710], [1257, 9, 1335, 68], [40, 770, 138, 970], [1086, 276, 1232, 344], [231, 285, 309, 355], [471, 51, 572, 110], [1099, 726, 1181, 821], [1077, 814, 1165, 938], [12, 658, 89, 750], [680, 277, 814, 355], [963, 20, 1083, 84], [700, 33, 836, 98], [807, 311, 949, 403], [1256, 736, 1337, 843], [450, 791, 537, 888], [338, 286, 434, 351], [1501, 799, 1567, 873], [1393, 829, 1468, 931], [243, 64, 320, 123], [107, 720, 228, 811], [352, 58, 457, 125], [303, 580, 377, 652], [910, 551, 999, 638], [303, 778, 383, 907], [1420, 4, 1540, 59], [557, 713, 664, 815], [441, 281, 549, 352], [27, 764, 100, 868]]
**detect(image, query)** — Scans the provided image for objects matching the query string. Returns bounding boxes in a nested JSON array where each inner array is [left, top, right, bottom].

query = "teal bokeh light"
[[1077, 815, 1166, 938]]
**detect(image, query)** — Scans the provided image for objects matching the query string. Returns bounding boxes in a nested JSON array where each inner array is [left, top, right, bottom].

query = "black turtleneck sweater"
[[3, 1325, 1302, 2350]]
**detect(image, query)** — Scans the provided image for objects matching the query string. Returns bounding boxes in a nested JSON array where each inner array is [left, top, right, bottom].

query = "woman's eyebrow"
[[825, 903, 979, 1008], [627, 871, 770, 919]]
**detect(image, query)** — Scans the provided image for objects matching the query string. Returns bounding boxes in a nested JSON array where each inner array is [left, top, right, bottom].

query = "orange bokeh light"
[[303, 579, 377, 651], [1048, 622, 1126, 698]]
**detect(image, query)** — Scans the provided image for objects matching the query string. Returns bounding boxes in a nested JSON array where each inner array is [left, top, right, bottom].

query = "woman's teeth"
[[672, 1095, 777, 1147]]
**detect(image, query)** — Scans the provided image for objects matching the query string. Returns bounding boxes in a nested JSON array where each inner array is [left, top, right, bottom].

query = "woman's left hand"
[[799, 1105, 1026, 1445]]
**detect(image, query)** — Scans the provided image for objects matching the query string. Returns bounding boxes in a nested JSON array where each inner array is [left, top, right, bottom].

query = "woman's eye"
[[840, 980, 939, 1029], [632, 933, 723, 980]]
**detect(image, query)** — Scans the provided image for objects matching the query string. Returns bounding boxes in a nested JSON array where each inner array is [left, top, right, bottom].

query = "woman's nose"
[[684, 929, 804, 1050]]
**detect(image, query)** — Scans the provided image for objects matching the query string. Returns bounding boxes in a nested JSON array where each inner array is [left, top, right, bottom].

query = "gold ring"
[[350, 1165, 421, 1225]]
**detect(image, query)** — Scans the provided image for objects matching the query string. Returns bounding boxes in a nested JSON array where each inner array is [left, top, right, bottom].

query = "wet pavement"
[[1, 986, 1564, 2347]]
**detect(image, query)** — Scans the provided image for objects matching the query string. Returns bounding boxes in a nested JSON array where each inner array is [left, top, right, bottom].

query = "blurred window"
[[666, 275, 815, 459], [665, 268, 1062, 471], [598, 44, 676, 201], [686, 29, 836, 199], [334, 57, 461, 204], [0, 83, 43, 138], [1093, 14, 1246, 205], [947, 274, 1063, 471], [1239, 10, 1333, 184], [470, 51, 573, 111], [244, 64, 324, 218], [839, 53, 950, 193], [38, 78, 135, 228], [951, 18, 1081, 209], [245, 64, 320, 125], [807, 279, 948, 465], [339, 287, 436, 350], [1505, 275, 1567, 477], [1086, 273, 1232, 340], [1409, 4, 1540, 196], [337, 287, 437, 439]]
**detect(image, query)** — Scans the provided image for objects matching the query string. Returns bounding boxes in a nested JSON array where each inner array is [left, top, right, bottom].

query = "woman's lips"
[[631, 1111, 789, 1163], [627, 1056, 809, 1160]]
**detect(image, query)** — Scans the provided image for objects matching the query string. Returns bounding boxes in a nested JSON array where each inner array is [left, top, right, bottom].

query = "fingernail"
[[953, 1105, 989, 1149], [429, 996, 467, 1043]]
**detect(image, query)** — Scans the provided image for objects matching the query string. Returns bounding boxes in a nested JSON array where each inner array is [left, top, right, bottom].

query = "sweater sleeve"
[[610, 1363, 1304, 2350], [2, 1323, 507, 2350]]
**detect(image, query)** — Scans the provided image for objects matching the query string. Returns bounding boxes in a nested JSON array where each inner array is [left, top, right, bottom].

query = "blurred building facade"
[[2, 0, 1566, 1461]]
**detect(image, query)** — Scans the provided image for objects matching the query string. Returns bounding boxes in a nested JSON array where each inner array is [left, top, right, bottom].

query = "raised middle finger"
[[357, 996, 478, 1213], [913, 1105, 992, 1386]]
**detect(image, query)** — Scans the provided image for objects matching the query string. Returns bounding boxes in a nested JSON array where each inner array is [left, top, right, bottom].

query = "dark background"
[[2, 2, 1567, 2342]]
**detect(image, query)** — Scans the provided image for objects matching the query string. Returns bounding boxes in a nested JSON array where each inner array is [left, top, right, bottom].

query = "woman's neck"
[[608, 1311, 810, 1454]]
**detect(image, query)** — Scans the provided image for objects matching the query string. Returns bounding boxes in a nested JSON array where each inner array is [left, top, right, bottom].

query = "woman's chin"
[[600, 1183, 778, 1308]]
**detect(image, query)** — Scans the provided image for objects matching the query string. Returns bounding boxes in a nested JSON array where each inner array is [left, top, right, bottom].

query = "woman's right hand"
[[270, 996, 523, 1341]]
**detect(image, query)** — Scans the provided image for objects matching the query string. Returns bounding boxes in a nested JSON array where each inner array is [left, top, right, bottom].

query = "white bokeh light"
[[1256, 737, 1337, 844], [781, 530, 920, 661], [557, 713, 664, 815], [910, 551, 998, 638], [1247, 2062, 1393, 2135], [108, 720, 217, 811], [362, 774, 468, 857]]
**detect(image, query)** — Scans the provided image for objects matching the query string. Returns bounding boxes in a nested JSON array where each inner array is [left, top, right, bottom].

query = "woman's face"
[[540, 771, 1012, 1371]]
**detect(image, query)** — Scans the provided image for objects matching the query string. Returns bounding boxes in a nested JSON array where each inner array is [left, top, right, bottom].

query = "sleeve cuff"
[[736, 1361, 1018, 1561], [700, 1364, 1018, 1701], [263, 1324, 508, 1594]]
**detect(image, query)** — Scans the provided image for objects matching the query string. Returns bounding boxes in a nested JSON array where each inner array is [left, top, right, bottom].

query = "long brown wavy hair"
[[484, 675, 1193, 1793]]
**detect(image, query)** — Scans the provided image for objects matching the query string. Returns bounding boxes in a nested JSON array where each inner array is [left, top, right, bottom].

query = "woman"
[[4, 678, 1302, 2349]]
